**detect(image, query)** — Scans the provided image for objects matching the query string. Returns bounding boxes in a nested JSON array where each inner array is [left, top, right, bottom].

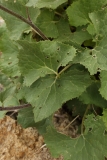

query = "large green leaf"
[[70, 26, 92, 45], [0, 32, 20, 77], [102, 109, 107, 129], [44, 115, 107, 160], [80, 82, 107, 108], [17, 106, 53, 134], [0, 72, 13, 89], [66, 98, 87, 117], [35, 9, 58, 38], [18, 40, 76, 86], [56, 18, 92, 44], [0, 110, 6, 119], [99, 71, 107, 100], [88, 10, 107, 37], [74, 36, 107, 75], [0, 73, 20, 107], [3, 94, 19, 106], [0, 0, 40, 40], [66, 0, 107, 27], [67, 7, 107, 75], [34, 116, 53, 134], [17, 107, 36, 128], [55, 18, 73, 42], [26, 0, 67, 9], [0, 97, 6, 119], [0, 85, 19, 107], [23, 68, 91, 122]]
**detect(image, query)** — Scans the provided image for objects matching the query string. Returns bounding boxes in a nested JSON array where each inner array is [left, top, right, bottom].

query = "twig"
[[63, 115, 79, 130], [40, 144, 46, 149], [0, 4, 48, 40], [36, 144, 47, 153], [9, 110, 18, 117], [0, 103, 31, 111]]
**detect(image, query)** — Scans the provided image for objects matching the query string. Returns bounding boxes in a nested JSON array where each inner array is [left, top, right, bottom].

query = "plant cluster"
[[0, 0, 107, 159]]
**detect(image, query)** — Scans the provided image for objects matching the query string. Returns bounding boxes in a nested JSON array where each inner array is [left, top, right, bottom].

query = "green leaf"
[[17, 107, 36, 128], [55, 18, 73, 42], [88, 10, 107, 37], [44, 115, 107, 160], [71, 26, 92, 45], [0, 0, 40, 40], [102, 109, 107, 129], [84, 114, 98, 135], [99, 70, 107, 100], [66, 0, 107, 27], [74, 36, 107, 75], [80, 82, 107, 108], [0, 21, 6, 34], [0, 85, 19, 106], [56, 19, 92, 44], [87, 23, 96, 36], [66, 98, 87, 117], [35, 9, 58, 38], [17, 107, 55, 134], [26, 0, 67, 9], [18, 40, 76, 86], [0, 101, 6, 119], [0, 72, 12, 89], [0, 73, 20, 106], [67, 1, 89, 27], [3, 95, 19, 106], [35, 116, 53, 134], [0, 111, 6, 119], [17, 0, 28, 5], [0, 32, 20, 77], [23, 68, 91, 122]]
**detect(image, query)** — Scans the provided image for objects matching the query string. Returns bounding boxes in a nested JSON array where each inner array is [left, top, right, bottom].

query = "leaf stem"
[[59, 64, 72, 75], [0, 103, 31, 111], [81, 105, 90, 135], [0, 4, 48, 40], [55, 11, 64, 17], [45, 66, 58, 76]]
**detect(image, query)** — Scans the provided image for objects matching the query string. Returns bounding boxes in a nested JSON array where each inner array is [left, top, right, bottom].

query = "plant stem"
[[0, 103, 31, 111], [0, 4, 48, 40], [81, 105, 90, 135], [55, 11, 64, 17], [64, 115, 79, 130], [59, 64, 72, 75]]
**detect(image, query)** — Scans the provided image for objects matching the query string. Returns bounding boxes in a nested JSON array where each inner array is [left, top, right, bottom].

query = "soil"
[[0, 116, 63, 160], [0, 108, 79, 160], [53, 108, 80, 138]]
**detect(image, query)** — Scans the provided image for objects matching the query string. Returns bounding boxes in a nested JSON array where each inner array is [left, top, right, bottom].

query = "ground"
[[0, 108, 79, 160], [0, 116, 63, 160]]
